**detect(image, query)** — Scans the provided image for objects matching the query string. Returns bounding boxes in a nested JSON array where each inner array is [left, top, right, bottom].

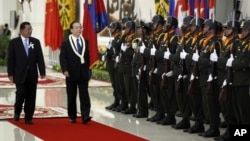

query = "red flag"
[[194, 0, 200, 17], [178, 0, 188, 26], [44, 0, 64, 51], [82, 0, 108, 68], [209, 0, 215, 19], [200, 0, 205, 18]]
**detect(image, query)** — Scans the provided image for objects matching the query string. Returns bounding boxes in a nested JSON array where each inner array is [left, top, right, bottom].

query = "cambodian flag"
[[82, 0, 108, 68], [209, 0, 215, 20]]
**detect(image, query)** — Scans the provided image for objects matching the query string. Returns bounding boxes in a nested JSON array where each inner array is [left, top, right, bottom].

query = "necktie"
[[76, 39, 82, 54], [24, 38, 29, 56]]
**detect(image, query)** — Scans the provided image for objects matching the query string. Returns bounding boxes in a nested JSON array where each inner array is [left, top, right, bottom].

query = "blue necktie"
[[24, 38, 29, 56], [76, 39, 82, 54]]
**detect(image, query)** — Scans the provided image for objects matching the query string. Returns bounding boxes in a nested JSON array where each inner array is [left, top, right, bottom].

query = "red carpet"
[[8, 118, 148, 141]]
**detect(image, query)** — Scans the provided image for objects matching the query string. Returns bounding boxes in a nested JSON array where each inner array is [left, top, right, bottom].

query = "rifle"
[[161, 47, 170, 89], [176, 38, 188, 93], [219, 53, 233, 101], [149, 46, 157, 85], [149, 33, 157, 85], [206, 43, 218, 95], [187, 44, 200, 95], [139, 33, 146, 81]]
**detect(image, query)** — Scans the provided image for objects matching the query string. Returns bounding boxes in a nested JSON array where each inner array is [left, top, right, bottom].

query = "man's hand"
[[180, 50, 187, 59], [121, 43, 127, 52], [164, 48, 170, 59], [63, 71, 69, 77], [40, 75, 46, 79], [150, 46, 156, 56], [165, 71, 173, 77], [226, 54, 234, 67], [8, 76, 13, 83], [106, 39, 112, 49], [210, 48, 218, 62], [140, 43, 146, 54], [192, 50, 199, 62]]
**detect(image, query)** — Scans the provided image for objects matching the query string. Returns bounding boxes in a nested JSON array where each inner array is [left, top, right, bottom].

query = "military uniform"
[[232, 36, 250, 124], [156, 29, 179, 125], [105, 31, 123, 110], [133, 32, 151, 118], [198, 32, 221, 137]]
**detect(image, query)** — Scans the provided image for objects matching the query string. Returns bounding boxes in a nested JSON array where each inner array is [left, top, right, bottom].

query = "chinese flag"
[[44, 0, 64, 51], [82, 0, 108, 68]]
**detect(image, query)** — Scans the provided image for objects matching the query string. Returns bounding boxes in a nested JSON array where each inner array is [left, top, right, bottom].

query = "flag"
[[178, 0, 188, 26], [44, 0, 64, 51], [194, 0, 200, 17], [58, 0, 76, 30], [169, 0, 175, 16], [209, 0, 215, 20], [82, 0, 109, 68], [187, 0, 194, 16]]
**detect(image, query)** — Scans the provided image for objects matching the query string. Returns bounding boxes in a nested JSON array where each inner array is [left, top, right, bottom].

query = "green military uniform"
[[134, 35, 151, 118], [114, 34, 129, 112], [171, 31, 193, 129], [105, 32, 123, 110], [143, 28, 164, 122], [156, 29, 179, 125], [198, 34, 221, 137], [118, 32, 137, 114], [232, 39, 250, 124], [185, 31, 206, 133]]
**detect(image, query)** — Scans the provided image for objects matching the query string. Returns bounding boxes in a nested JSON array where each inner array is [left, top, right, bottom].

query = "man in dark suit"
[[7, 21, 46, 124], [59, 21, 92, 124]]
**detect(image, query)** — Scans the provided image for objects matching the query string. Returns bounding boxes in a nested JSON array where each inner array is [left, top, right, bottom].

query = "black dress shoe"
[[202, 128, 220, 138], [25, 120, 33, 125], [105, 103, 119, 110], [219, 121, 227, 128], [82, 116, 92, 124], [133, 113, 148, 118], [122, 108, 137, 114], [70, 119, 76, 123], [146, 114, 157, 121], [160, 117, 176, 125], [172, 119, 190, 129], [14, 114, 20, 121], [188, 123, 204, 133]]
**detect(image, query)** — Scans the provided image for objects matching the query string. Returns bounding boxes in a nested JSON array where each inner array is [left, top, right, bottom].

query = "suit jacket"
[[59, 38, 90, 81], [7, 36, 46, 84]]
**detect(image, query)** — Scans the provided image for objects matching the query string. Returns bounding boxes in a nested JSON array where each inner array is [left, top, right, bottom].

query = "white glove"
[[210, 49, 218, 62], [143, 65, 146, 71], [106, 39, 112, 49], [132, 43, 137, 49], [207, 74, 213, 82], [222, 79, 227, 87], [115, 56, 119, 63], [177, 74, 182, 81], [121, 43, 127, 52], [140, 43, 146, 54], [180, 50, 187, 59], [149, 70, 152, 76], [190, 74, 195, 81], [150, 47, 156, 56], [165, 71, 173, 77], [192, 52, 199, 62], [136, 75, 139, 80], [164, 48, 170, 59], [226, 54, 234, 67], [101, 55, 105, 61], [161, 73, 166, 79], [153, 68, 158, 74]]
